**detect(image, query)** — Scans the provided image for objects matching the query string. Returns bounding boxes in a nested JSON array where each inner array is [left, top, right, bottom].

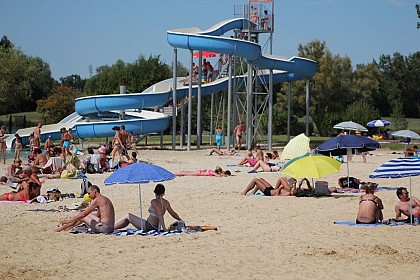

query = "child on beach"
[[13, 133, 23, 160]]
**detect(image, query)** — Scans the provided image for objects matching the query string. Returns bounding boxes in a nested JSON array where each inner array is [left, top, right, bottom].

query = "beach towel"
[[70, 226, 217, 236], [0, 200, 31, 204], [333, 221, 406, 226]]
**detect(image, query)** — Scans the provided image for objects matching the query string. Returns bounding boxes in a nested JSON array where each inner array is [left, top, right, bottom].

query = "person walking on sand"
[[0, 126, 7, 164], [33, 123, 42, 148], [54, 185, 115, 233], [234, 122, 245, 152]]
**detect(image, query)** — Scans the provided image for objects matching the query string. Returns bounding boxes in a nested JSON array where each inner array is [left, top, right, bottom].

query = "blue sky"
[[1, 0, 419, 80]]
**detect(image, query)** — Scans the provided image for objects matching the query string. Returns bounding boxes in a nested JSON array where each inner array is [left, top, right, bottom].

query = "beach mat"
[[333, 221, 406, 226]]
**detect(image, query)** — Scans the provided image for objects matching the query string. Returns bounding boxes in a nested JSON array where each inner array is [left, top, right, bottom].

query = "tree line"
[[1, 35, 419, 136]]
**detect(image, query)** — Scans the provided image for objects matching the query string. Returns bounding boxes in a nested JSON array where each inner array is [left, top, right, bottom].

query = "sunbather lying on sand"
[[248, 152, 281, 173], [175, 166, 231, 177], [0, 181, 41, 201], [241, 177, 300, 196], [206, 148, 237, 156]]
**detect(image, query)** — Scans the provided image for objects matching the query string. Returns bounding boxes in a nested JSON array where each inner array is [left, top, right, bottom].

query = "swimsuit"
[[63, 140, 70, 149], [198, 169, 213, 176], [263, 187, 274, 196], [4, 192, 26, 201], [215, 132, 222, 147], [359, 198, 379, 207], [90, 221, 114, 234], [247, 157, 257, 167], [356, 219, 377, 224]]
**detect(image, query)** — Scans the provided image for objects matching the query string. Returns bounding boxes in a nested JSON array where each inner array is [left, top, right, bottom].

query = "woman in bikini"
[[174, 166, 231, 177], [248, 152, 281, 173], [0, 181, 41, 201], [114, 184, 182, 231], [241, 177, 299, 196], [356, 182, 384, 224], [13, 133, 23, 160], [111, 126, 123, 164]]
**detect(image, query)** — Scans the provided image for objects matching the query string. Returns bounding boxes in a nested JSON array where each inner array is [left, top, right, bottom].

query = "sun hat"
[[98, 146, 106, 154]]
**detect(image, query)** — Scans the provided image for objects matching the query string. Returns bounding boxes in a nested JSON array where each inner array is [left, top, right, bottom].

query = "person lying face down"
[[0, 181, 41, 201], [174, 166, 231, 177]]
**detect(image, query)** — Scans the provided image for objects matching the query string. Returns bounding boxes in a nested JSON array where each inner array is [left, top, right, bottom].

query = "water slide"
[[7, 18, 316, 148]]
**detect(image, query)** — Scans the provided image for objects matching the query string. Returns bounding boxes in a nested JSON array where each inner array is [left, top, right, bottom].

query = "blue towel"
[[333, 221, 382, 226], [245, 193, 266, 196]]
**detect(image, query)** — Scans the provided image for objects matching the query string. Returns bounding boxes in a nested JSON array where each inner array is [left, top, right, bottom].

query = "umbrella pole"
[[409, 176, 413, 225], [346, 160, 350, 188], [139, 184, 144, 231]]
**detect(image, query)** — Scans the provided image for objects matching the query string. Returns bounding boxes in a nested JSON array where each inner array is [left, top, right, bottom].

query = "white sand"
[[0, 148, 419, 279]]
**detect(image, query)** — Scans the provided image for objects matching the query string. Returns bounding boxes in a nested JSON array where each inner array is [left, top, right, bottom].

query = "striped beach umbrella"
[[367, 119, 391, 127], [369, 157, 420, 224], [280, 133, 310, 161]]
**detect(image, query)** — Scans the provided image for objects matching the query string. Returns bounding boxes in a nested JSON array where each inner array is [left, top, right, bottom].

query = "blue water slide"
[[71, 18, 316, 139], [167, 18, 317, 79]]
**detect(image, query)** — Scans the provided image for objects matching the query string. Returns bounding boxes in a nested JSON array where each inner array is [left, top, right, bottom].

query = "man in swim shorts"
[[54, 185, 115, 233], [394, 187, 420, 223]]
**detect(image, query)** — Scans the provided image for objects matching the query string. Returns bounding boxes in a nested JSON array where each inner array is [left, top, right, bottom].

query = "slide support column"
[[197, 52, 203, 148], [226, 55, 232, 150], [187, 50, 193, 151], [287, 82, 291, 142], [306, 80, 310, 136], [246, 63, 253, 149], [172, 48, 177, 150]]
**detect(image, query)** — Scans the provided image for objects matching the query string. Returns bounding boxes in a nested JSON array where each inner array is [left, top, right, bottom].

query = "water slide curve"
[[8, 18, 316, 148]]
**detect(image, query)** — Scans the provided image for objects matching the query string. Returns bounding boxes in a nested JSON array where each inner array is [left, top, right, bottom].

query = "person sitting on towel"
[[241, 177, 299, 196], [247, 153, 281, 173], [114, 184, 182, 232], [394, 187, 420, 222], [356, 182, 384, 224], [54, 185, 115, 233]]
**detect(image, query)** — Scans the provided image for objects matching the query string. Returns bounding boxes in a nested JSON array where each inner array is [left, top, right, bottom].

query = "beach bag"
[[338, 177, 361, 189], [80, 178, 92, 196], [86, 163, 96, 174]]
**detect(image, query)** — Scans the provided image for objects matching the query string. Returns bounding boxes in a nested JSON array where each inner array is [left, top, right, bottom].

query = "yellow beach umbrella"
[[280, 133, 310, 161], [281, 154, 342, 179]]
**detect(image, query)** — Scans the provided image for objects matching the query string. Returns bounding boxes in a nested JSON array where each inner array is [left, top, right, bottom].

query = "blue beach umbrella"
[[367, 119, 391, 127], [369, 157, 420, 224], [104, 162, 175, 230], [316, 135, 380, 187]]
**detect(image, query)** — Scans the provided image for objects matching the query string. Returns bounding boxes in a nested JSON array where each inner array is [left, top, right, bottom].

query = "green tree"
[[60, 74, 86, 92], [36, 86, 77, 123], [0, 36, 54, 114], [84, 55, 173, 95]]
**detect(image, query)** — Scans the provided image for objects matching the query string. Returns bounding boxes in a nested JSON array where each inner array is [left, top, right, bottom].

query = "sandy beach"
[[0, 147, 419, 280]]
